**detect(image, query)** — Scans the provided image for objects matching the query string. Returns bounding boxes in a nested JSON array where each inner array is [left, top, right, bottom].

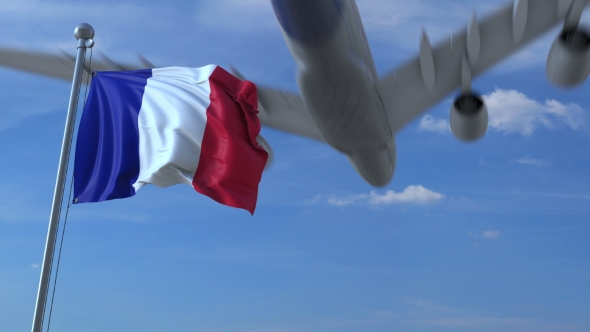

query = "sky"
[[1, 0, 590, 331]]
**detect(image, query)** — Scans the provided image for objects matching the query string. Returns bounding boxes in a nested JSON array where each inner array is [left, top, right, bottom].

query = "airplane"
[[0, 0, 589, 187]]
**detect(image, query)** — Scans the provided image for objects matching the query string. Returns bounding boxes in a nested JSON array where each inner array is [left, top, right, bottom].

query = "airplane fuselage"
[[271, 0, 396, 186]]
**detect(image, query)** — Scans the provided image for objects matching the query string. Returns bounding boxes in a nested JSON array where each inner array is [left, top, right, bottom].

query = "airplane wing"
[[227, 67, 324, 142], [0, 47, 145, 82], [0, 47, 325, 142], [1, 0, 586, 143], [255, 87, 325, 141], [380, 0, 590, 134]]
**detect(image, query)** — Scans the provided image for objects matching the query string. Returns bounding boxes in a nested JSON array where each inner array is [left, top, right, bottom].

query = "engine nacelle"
[[546, 28, 590, 87], [450, 93, 488, 142]]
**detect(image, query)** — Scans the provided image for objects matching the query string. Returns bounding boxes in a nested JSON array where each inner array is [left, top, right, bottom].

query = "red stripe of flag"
[[192, 66, 268, 214]]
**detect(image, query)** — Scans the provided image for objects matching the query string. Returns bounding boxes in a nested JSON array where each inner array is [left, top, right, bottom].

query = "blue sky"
[[1, 0, 590, 331]]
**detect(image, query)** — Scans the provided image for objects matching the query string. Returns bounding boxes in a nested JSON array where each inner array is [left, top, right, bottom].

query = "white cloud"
[[481, 230, 500, 239], [356, 0, 489, 53], [194, 0, 276, 31], [323, 185, 444, 206], [0, 0, 171, 25], [305, 194, 322, 205], [484, 88, 586, 135], [418, 115, 449, 133], [468, 230, 501, 239], [418, 89, 586, 136], [516, 156, 550, 167], [327, 197, 356, 206], [372, 297, 566, 330], [0, 1, 166, 32], [369, 185, 445, 205], [0, 0, 186, 57], [31, 264, 40, 269]]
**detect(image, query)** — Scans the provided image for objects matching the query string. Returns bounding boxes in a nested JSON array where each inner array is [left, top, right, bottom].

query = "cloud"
[[369, 185, 445, 205], [481, 230, 500, 239], [0, 0, 189, 59], [418, 89, 586, 136], [194, 0, 276, 31], [322, 185, 445, 206], [371, 297, 575, 330], [418, 115, 449, 133], [31, 264, 40, 269], [304, 194, 322, 205], [468, 230, 500, 239], [402, 298, 461, 314], [356, 0, 482, 53], [327, 197, 357, 206], [516, 156, 550, 167], [324, 193, 368, 206], [485, 88, 586, 135], [0, 0, 172, 36]]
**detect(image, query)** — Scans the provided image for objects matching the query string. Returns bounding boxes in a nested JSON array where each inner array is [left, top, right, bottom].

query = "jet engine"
[[546, 28, 590, 87], [450, 93, 488, 142]]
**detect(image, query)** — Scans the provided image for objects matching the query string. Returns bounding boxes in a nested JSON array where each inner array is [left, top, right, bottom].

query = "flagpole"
[[31, 23, 94, 332]]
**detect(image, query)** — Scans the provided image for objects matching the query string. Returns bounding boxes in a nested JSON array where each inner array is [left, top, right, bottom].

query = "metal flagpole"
[[31, 23, 94, 332]]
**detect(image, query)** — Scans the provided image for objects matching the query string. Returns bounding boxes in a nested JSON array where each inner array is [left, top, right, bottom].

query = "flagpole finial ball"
[[74, 23, 94, 40]]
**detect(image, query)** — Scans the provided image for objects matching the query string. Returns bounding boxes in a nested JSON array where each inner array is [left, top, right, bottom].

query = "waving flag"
[[73, 65, 268, 214]]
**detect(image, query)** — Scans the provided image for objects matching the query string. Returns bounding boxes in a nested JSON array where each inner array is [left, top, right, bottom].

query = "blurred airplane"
[[0, 0, 589, 186]]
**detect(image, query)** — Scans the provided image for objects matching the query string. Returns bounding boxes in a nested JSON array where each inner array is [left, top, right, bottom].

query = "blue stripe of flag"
[[73, 69, 152, 203]]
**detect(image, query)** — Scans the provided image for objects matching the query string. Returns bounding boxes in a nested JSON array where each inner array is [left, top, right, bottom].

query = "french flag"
[[73, 65, 268, 214]]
